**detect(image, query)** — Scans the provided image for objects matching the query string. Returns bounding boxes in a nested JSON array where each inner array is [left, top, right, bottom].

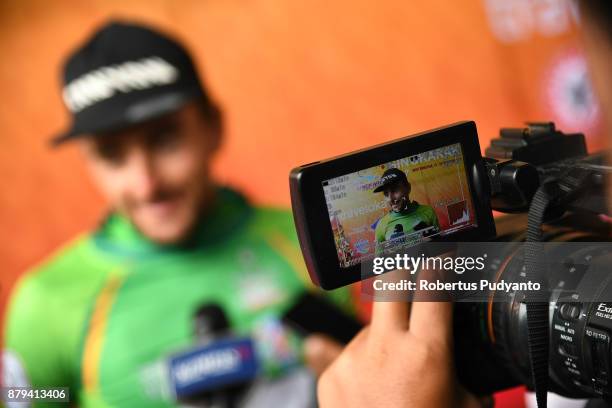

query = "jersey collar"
[[92, 187, 252, 257]]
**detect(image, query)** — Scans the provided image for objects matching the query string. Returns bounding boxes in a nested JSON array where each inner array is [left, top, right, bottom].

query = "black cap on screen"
[[373, 168, 409, 193]]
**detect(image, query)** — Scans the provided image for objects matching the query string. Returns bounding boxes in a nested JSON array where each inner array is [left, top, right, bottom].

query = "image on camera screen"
[[323, 143, 478, 268]]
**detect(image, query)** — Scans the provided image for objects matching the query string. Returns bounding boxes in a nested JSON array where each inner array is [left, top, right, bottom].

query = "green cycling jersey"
[[3, 188, 353, 407]]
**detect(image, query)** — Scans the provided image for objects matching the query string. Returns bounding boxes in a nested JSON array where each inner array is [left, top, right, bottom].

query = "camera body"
[[456, 123, 612, 399], [289, 121, 612, 399]]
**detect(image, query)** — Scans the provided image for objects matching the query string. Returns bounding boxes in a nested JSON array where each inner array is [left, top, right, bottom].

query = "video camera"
[[289, 121, 612, 403]]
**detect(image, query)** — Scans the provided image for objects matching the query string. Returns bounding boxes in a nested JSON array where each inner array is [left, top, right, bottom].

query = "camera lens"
[[457, 236, 612, 398]]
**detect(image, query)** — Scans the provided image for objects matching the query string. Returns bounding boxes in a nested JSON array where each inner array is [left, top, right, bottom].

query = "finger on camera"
[[370, 299, 410, 335], [409, 300, 453, 344]]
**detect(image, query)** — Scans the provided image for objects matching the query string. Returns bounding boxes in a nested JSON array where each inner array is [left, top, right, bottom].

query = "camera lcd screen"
[[290, 121, 495, 289], [322, 143, 477, 268]]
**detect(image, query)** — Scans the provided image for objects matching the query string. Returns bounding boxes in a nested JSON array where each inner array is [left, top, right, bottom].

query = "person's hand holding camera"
[[315, 296, 488, 408]]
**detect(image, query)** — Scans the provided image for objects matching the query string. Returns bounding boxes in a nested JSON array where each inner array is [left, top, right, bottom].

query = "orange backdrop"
[[0, 1, 605, 405]]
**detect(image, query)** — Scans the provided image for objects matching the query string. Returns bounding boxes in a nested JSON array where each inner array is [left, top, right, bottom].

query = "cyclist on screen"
[[373, 168, 440, 254]]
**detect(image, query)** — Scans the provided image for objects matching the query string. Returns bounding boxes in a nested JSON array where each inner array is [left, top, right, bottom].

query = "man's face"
[[80, 102, 220, 244], [383, 182, 410, 213]]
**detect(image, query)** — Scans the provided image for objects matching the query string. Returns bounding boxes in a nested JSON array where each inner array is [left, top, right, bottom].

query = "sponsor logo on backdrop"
[[545, 52, 600, 135], [483, 0, 579, 43]]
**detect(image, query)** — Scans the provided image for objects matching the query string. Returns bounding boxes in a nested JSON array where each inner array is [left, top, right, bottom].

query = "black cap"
[[52, 20, 211, 146], [373, 168, 409, 193]]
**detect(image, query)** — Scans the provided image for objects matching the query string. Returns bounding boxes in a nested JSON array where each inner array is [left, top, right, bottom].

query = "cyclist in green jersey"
[[2, 20, 353, 407], [373, 168, 440, 255]]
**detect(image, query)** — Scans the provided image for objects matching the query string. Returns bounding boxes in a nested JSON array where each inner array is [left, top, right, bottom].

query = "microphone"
[[193, 304, 230, 342], [413, 221, 438, 237], [168, 303, 259, 407]]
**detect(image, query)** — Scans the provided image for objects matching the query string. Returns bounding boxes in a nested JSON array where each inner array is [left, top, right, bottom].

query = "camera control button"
[[569, 305, 580, 319], [559, 303, 581, 321], [559, 343, 578, 358], [585, 326, 610, 389]]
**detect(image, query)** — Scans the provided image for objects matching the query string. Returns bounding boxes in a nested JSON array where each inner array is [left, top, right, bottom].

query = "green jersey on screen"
[[374, 201, 440, 255]]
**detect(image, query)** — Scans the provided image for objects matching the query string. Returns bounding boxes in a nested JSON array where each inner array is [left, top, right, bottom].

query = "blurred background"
[[0, 1, 605, 405]]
